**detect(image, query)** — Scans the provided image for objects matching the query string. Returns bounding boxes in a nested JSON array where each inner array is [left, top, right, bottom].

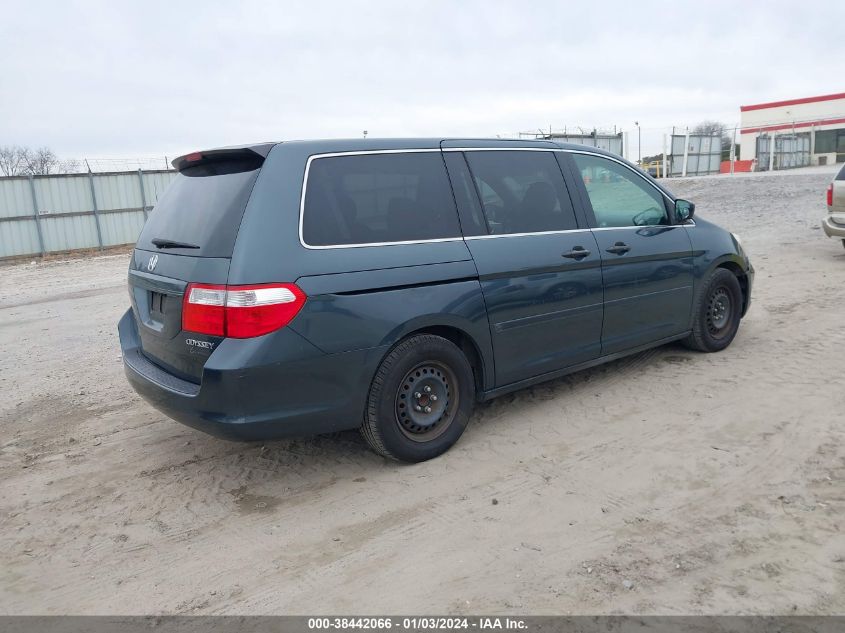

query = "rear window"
[[302, 152, 461, 246], [136, 158, 261, 258], [837, 164, 845, 181]]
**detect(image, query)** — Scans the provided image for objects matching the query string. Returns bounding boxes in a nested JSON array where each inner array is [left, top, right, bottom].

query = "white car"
[[822, 163, 845, 248]]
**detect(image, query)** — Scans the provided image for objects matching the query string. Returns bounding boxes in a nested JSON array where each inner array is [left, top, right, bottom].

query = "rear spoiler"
[[171, 143, 277, 172]]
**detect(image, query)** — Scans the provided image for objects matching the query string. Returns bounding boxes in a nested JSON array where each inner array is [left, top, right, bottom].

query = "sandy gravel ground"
[[1, 165, 844, 615]]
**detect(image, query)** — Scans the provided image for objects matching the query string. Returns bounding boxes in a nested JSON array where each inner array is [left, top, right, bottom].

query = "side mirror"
[[675, 199, 695, 223]]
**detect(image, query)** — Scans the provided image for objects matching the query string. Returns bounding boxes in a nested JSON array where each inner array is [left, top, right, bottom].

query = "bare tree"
[[58, 158, 83, 174], [1, 145, 78, 176], [692, 120, 732, 151], [691, 120, 724, 136], [0, 145, 28, 176], [21, 146, 61, 175]]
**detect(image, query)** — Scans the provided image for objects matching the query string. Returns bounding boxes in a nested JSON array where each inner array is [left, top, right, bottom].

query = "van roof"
[[281, 137, 609, 152], [174, 137, 613, 165]]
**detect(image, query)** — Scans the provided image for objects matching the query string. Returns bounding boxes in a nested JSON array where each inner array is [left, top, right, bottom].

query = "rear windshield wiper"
[[151, 238, 200, 250]]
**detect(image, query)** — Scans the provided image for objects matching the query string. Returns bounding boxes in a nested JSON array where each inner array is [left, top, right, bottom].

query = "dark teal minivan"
[[119, 139, 754, 462]]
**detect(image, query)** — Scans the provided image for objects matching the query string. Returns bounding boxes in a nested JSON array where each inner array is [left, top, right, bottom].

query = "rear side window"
[[137, 158, 261, 258], [302, 152, 461, 246], [837, 164, 845, 181], [463, 151, 578, 234]]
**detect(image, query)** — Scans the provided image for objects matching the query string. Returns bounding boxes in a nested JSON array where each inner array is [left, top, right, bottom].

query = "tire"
[[682, 268, 743, 353], [841, 239, 845, 250], [361, 334, 475, 462]]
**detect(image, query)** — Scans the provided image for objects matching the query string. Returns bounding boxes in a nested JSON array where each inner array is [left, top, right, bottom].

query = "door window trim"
[[464, 228, 591, 240], [298, 147, 689, 250]]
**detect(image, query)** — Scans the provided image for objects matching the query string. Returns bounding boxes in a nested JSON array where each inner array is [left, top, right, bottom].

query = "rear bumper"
[[119, 309, 386, 440], [822, 215, 845, 239]]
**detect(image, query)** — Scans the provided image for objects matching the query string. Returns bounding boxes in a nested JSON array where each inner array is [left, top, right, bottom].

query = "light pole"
[[634, 121, 641, 166]]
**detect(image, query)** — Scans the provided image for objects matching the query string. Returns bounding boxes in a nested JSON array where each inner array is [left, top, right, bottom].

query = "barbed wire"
[[69, 156, 176, 173]]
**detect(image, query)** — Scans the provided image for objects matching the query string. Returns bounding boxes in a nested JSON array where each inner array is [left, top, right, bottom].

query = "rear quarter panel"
[[293, 270, 494, 389]]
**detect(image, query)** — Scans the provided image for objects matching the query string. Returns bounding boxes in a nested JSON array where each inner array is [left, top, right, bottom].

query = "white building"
[[740, 92, 845, 165]]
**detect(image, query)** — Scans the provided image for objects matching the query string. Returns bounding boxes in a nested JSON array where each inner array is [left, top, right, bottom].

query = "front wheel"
[[683, 268, 743, 353], [361, 334, 475, 462]]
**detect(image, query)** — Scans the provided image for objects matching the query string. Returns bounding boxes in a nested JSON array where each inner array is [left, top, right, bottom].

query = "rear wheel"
[[361, 334, 475, 462], [683, 268, 743, 353]]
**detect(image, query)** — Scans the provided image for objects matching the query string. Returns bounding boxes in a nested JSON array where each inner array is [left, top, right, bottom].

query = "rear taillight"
[[225, 284, 307, 338], [183, 284, 226, 336], [827, 183, 834, 207], [182, 283, 306, 338]]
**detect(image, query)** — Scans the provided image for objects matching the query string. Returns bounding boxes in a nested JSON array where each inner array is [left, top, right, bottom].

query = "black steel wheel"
[[395, 361, 459, 442], [361, 334, 475, 462], [683, 268, 743, 353], [705, 287, 733, 340]]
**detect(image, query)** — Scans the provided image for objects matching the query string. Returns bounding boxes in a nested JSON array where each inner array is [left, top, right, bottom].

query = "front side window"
[[464, 151, 578, 234], [573, 154, 670, 228], [302, 152, 460, 246]]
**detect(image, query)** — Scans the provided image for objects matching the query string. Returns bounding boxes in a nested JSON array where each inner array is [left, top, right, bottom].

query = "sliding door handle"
[[606, 242, 631, 255], [562, 246, 591, 260]]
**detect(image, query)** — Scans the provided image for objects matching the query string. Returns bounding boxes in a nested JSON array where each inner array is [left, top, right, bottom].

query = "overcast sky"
[[2, 0, 842, 161]]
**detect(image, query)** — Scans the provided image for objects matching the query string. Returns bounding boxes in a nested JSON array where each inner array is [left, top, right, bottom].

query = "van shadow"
[[468, 342, 691, 433], [157, 342, 691, 490]]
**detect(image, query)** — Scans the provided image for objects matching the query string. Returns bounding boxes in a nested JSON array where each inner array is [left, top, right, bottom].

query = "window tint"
[[573, 154, 669, 227], [464, 151, 577, 234], [302, 152, 460, 246], [136, 158, 261, 258]]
